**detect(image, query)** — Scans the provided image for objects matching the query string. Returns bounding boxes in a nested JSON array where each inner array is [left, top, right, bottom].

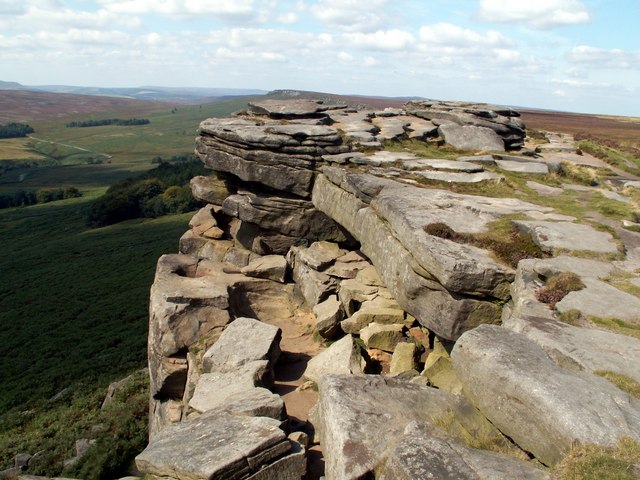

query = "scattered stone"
[[422, 338, 463, 395], [355, 264, 384, 287], [202, 317, 281, 373], [313, 295, 345, 339], [296, 241, 345, 270], [190, 174, 235, 206], [389, 342, 417, 375], [338, 278, 378, 315], [241, 255, 288, 283], [514, 220, 618, 254], [289, 251, 338, 307], [340, 303, 406, 334], [324, 260, 370, 279], [303, 334, 364, 383], [452, 325, 640, 466], [360, 323, 405, 352]]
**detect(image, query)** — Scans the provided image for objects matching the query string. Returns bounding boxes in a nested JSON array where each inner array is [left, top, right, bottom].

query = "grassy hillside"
[[0, 193, 192, 412]]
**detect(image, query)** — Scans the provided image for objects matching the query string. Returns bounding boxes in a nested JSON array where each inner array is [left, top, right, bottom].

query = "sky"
[[0, 0, 638, 116]]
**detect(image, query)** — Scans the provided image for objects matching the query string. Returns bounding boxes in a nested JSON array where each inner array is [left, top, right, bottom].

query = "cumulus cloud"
[[303, 0, 389, 32], [342, 29, 414, 51], [478, 0, 591, 29], [98, 0, 270, 23], [568, 45, 640, 70], [419, 23, 513, 48]]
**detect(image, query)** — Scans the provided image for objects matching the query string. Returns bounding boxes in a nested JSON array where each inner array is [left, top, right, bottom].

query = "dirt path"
[[262, 302, 326, 479]]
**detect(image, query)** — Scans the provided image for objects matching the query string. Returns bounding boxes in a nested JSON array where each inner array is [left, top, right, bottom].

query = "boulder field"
[[135, 98, 640, 479]]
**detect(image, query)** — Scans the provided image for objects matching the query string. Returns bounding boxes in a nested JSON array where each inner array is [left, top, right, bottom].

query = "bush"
[[535, 272, 585, 308]]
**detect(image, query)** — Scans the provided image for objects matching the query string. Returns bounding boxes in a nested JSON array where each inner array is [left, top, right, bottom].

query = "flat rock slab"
[[415, 169, 503, 183], [314, 374, 505, 480], [504, 315, 640, 383], [136, 411, 289, 480], [495, 160, 549, 174], [526, 181, 563, 196], [403, 158, 484, 173], [451, 325, 640, 466], [248, 99, 345, 117], [241, 255, 287, 283], [557, 277, 640, 323], [514, 221, 618, 253], [380, 422, 549, 480], [202, 317, 281, 373], [356, 150, 417, 167]]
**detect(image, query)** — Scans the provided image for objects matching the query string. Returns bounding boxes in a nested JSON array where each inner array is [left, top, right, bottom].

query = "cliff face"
[[137, 99, 640, 479]]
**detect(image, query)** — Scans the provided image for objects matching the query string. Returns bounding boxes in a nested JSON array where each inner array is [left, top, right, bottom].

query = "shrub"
[[423, 222, 457, 240], [535, 272, 585, 308]]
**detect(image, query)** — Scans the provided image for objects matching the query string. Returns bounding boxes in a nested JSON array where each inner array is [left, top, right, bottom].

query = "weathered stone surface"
[[337, 278, 378, 315], [313, 295, 344, 339], [288, 248, 338, 307], [514, 220, 618, 253], [389, 342, 417, 375], [314, 374, 507, 480], [303, 335, 364, 383], [557, 278, 640, 323], [415, 169, 503, 183], [149, 255, 232, 399], [313, 173, 506, 340], [222, 192, 348, 242], [495, 160, 549, 174], [241, 255, 287, 283], [248, 98, 345, 118], [324, 260, 370, 279], [245, 440, 306, 480], [190, 174, 235, 205], [202, 317, 281, 373], [380, 422, 549, 480], [438, 124, 505, 152], [403, 158, 485, 173], [189, 365, 284, 419], [296, 241, 345, 271], [340, 303, 406, 334], [360, 323, 405, 352], [422, 338, 463, 395], [452, 325, 640, 466], [354, 264, 384, 287], [504, 315, 640, 383], [526, 181, 563, 196], [136, 411, 290, 480], [232, 220, 301, 256]]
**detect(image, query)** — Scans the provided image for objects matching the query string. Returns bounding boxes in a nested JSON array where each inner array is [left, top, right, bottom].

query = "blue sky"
[[0, 0, 638, 115]]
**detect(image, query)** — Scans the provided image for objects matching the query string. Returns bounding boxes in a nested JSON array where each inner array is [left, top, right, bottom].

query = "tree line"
[[0, 187, 82, 209], [0, 123, 34, 138], [86, 157, 207, 228], [66, 118, 150, 128]]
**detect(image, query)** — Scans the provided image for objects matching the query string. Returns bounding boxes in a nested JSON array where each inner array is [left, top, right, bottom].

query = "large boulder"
[[303, 335, 364, 383], [438, 124, 505, 152], [313, 374, 508, 480], [451, 325, 640, 466], [379, 422, 549, 480]]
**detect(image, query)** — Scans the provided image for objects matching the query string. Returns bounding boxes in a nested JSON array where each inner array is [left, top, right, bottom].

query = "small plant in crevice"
[[535, 272, 586, 308], [423, 222, 546, 268]]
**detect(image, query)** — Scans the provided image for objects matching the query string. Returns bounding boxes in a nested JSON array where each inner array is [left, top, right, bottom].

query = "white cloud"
[[304, 0, 388, 32], [277, 12, 298, 24], [568, 45, 640, 70], [337, 51, 353, 62], [99, 0, 270, 23], [343, 29, 415, 51], [478, 0, 591, 29], [554, 89, 566, 97], [419, 23, 513, 48], [363, 56, 379, 67]]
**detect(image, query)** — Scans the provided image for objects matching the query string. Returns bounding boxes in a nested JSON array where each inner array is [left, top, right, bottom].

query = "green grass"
[[594, 371, 640, 399], [577, 139, 640, 176], [553, 437, 640, 480], [589, 316, 640, 340], [0, 194, 192, 413]]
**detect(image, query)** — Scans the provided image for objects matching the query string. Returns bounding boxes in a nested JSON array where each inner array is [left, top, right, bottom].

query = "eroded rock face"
[[451, 325, 640, 466]]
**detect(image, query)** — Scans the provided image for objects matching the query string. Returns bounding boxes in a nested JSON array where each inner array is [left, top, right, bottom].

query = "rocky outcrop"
[[140, 98, 640, 480]]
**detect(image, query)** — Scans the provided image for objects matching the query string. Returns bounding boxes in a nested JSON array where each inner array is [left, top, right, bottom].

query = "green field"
[[0, 96, 257, 194]]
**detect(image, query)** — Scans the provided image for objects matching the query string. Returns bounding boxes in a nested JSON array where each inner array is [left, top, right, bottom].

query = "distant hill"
[[0, 81, 267, 104], [267, 89, 425, 109]]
